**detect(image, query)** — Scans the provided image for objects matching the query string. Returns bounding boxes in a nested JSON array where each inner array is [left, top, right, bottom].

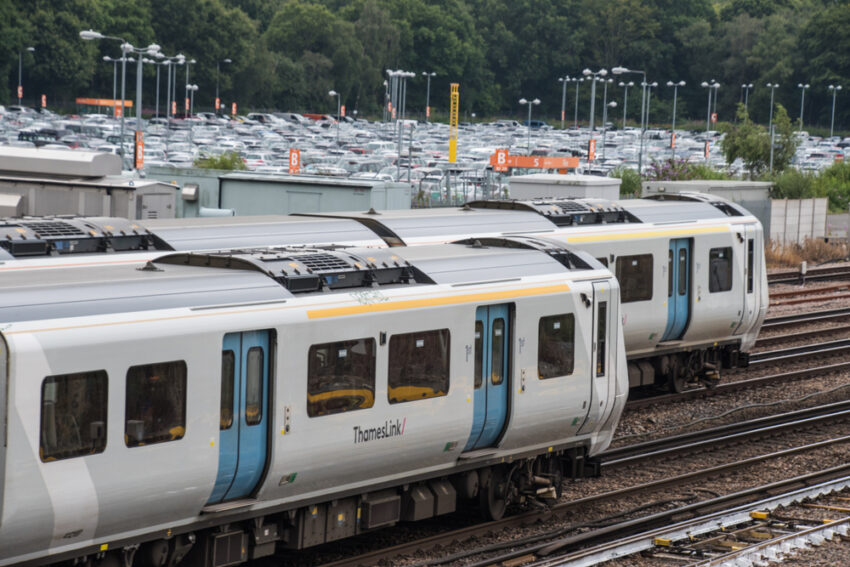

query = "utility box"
[[509, 173, 622, 201]]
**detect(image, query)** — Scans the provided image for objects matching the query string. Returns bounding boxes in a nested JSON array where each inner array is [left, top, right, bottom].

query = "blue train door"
[[464, 304, 510, 452], [662, 239, 690, 341], [207, 330, 271, 504]]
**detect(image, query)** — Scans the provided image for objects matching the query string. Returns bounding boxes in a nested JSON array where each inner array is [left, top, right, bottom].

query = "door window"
[[474, 321, 483, 388], [678, 248, 688, 295], [245, 347, 263, 426], [220, 350, 235, 430], [596, 303, 607, 377], [490, 318, 506, 385]]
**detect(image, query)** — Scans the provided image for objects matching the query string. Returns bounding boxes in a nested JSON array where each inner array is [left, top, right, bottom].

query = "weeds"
[[765, 238, 849, 269]]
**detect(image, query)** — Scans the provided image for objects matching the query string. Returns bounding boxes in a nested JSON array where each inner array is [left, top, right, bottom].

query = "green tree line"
[[3, 0, 849, 129]]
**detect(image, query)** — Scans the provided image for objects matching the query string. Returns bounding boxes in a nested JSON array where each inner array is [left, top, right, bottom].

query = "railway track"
[[768, 263, 850, 285], [313, 404, 850, 567]]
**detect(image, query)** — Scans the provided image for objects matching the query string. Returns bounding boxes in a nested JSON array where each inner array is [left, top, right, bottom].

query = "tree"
[[721, 102, 798, 177]]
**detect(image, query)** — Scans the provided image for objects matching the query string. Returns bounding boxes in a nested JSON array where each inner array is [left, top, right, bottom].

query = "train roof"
[[0, 239, 599, 324]]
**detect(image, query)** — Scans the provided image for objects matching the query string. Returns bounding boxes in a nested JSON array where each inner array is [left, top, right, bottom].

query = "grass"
[[765, 238, 849, 269]]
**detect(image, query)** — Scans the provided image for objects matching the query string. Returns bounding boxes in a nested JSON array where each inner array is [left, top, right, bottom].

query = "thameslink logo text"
[[353, 418, 406, 444]]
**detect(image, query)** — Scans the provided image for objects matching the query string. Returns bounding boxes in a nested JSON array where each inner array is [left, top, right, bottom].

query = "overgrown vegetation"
[[765, 239, 848, 269], [644, 158, 731, 181], [767, 162, 850, 212], [721, 104, 798, 177], [194, 152, 246, 170], [611, 166, 642, 198]]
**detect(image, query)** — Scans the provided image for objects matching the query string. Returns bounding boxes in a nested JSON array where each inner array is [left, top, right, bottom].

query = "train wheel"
[[479, 466, 509, 521]]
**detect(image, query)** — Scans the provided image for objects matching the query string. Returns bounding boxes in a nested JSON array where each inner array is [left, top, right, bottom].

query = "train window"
[[667, 250, 673, 298], [491, 319, 506, 385], [388, 329, 450, 404], [307, 338, 376, 417], [596, 257, 608, 267], [538, 314, 575, 379], [474, 321, 483, 388], [221, 351, 234, 430], [245, 347, 263, 425], [40, 371, 107, 462], [678, 248, 687, 295], [596, 303, 607, 376], [615, 254, 653, 302], [125, 361, 187, 447], [747, 239, 754, 293], [709, 247, 733, 293]]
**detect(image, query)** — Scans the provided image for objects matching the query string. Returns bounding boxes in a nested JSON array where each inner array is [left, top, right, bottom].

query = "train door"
[[207, 330, 271, 504], [464, 304, 510, 452], [661, 239, 691, 341], [578, 282, 617, 434], [734, 226, 758, 334]]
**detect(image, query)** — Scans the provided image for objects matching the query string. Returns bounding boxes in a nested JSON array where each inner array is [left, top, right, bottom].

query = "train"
[[0, 192, 769, 392], [0, 237, 627, 566]]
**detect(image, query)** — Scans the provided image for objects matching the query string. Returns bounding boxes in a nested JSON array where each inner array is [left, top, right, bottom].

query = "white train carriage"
[[0, 238, 627, 567], [303, 193, 769, 391], [0, 193, 768, 392]]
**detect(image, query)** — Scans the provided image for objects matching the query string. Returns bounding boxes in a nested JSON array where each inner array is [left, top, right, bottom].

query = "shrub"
[[644, 158, 731, 181], [194, 152, 247, 170], [765, 238, 848, 269], [611, 166, 641, 197]]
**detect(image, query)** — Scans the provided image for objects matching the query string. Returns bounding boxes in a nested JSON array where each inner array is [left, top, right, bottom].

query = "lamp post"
[[829, 85, 843, 138], [17, 46, 35, 106], [619, 81, 634, 129], [558, 75, 569, 129], [701, 81, 715, 133], [382, 80, 389, 122], [183, 59, 196, 117], [712, 82, 720, 120], [572, 77, 583, 129], [582, 68, 608, 131], [388, 70, 415, 178], [601, 77, 613, 129], [216, 58, 231, 115], [518, 97, 541, 155], [612, 66, 648, 173], [797, 83, 810, 133], [104, 55, 119, 113], [328, 89, 341, 146], [80, 30, 129, 163], [645, 81, 658, 127], [667, 80, 685, 160], [766, 82, 779, 135], [742, 83, 753, 112], [602, 101, 617, 160], [187, 83, 198, 117], [422, 71, 435, 123]]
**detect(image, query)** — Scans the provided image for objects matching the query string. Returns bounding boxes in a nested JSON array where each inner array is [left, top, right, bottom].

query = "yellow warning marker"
[[750, 511, 769, 520], [654, 538, 671, 547], [448, 84, 459, 163]]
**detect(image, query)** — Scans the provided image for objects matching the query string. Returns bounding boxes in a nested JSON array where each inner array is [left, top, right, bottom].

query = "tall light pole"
[[742, 83, 753, 112], [797, 83, 810, 133], [701, 81, 714, 133], [558, 75, 570, 129], [382, 80, 389, 122], [518, 97, 541, 155], [766, 82, 780, 135], [667, 80, 685, 160], [645, 81, 658, 128], [17, 46, 35, 106], [104, 55, 119, 113], [829, 85, 843, 138], [187, 83, 198, 117], [388, 70, 415, 178], [328, 89, 341, 146], [613, 66, 647, 172], [216, 58, 231, 115], [184, 58, 196, 117], [572, 77, 583, 129], [619, 81, 634, 129], [422, 71, 435, 123], [81, 30, 129, 163], [602, 101, 617, 160], [582, 68, 608, 131], [712, 82, 720, 121]]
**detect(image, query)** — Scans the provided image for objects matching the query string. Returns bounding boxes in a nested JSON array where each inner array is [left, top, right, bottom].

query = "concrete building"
[[509, 173, 622, 201]]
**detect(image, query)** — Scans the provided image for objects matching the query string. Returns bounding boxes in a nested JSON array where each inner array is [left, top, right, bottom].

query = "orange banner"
[[231, 102, 237, 116], [588, 139, 596, 162], [289, 149, 301, 174], [76, 97, 133, 108], [134, 131, 144, 170], [489, 151, 579, 171]]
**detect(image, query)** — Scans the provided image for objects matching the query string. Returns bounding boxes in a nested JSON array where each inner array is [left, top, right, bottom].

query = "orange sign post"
[[489, 151, 579, 171], [588, 139, 596, 162], [289, 149, 301, 174], [671, 132, 677, 148], [134, 131, 144, 170], [41, 94, 47, 108], [215, 97, 221, 112], [231, 102, 237, 116], [341, 105, 346, 117]]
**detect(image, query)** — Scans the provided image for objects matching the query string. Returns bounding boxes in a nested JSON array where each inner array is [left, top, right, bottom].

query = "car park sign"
[[289, 149, 301, 174], [489, 150, 579, 171]]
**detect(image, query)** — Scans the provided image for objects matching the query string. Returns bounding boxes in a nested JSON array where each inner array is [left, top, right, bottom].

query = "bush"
[[611, 166, 642, 197], [765, 238, 848, 268], [644, 158, 731, 181], [194, 152, 247, 170], [766, 162, 850, 212]]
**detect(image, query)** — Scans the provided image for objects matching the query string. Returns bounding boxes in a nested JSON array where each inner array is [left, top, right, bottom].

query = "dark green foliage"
[[721, 103, 798, 177], [2, 0, 848, 127]]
